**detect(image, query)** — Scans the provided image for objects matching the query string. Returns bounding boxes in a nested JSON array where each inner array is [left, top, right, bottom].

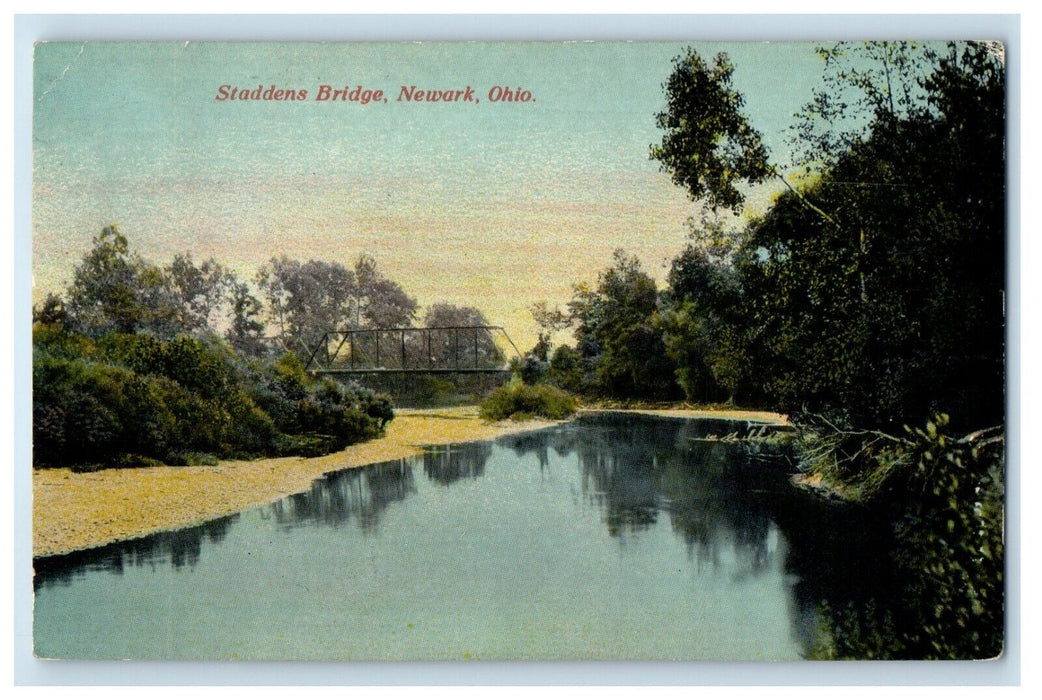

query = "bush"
[[245, 354, 393, 455], [32, 327, 395, 468], [479, 376, 579, 421], [886, 416, 1004, 659], [796, 414, 1004, 659]]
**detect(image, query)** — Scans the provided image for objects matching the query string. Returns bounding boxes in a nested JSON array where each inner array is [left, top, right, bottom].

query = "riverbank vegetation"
[[31, 226, 473, 469], [33, 324, 393, 469], [478, 376, 578, 421]]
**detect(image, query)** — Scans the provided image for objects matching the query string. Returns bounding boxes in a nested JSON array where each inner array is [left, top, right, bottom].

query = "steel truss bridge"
[[292, 325, 523, 376]]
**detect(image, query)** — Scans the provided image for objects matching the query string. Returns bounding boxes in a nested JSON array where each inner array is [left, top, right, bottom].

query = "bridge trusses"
[[295, 326, 523, 375]]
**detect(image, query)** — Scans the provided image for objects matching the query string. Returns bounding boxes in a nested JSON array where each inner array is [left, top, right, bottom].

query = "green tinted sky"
[[33, 41, 828, 346]]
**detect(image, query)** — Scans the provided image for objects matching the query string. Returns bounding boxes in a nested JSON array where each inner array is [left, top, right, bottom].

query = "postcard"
[[30, 38, 1007, 664]]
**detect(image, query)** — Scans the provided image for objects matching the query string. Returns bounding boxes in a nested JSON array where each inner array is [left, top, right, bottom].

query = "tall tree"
[[650, 49, 771, 214], [64, 225, 184, 338], [164, 253, 231, 334], [256, 256, 357, 351], [661, 243, 751, 404], [225, 276, 267, 356], [353, 255, 418, 329], [714, 42, 1005, 429], [569, 250, 676, 399]]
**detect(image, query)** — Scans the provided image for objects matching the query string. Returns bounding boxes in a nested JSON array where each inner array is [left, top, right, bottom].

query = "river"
[[33, 412, 894, 660]]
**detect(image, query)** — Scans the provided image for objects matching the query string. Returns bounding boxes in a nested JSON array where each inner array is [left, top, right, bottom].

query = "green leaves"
[[651, 49, 771, 213]]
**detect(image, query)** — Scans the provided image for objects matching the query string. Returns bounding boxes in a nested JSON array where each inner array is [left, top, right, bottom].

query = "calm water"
[[33, 413, 892, 661]]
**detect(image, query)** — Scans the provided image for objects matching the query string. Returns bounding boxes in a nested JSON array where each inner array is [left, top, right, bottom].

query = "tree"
[[528, 301, 572, 361], [734, 42, 1005, 429], [256, 256, 357, 351], [60, 226, 239, 340], [353, 255, 418, 329], [225, 276, 267, 356], [164, 254, 231, 334], [652, 47, 838, 229], [650, 49, 772, 214], [661, 243, 751, 404], [654, 42, 1004, 430], [63, 225, 187, 338], [569, 250, 677, 399], [32, 293, 67, 326], [421, 303, 503, 369], [790, 42, 934, 170]]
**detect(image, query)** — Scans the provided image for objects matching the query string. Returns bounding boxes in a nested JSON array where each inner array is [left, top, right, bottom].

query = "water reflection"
[[34, 515, 238, 591], [422, 443, 492, 484], [769, 490, 902, 658], [269, 458, 416, 533], [503, 415, 787, 568]]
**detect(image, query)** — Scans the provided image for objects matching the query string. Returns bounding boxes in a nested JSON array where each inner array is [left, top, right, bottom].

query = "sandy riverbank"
[[32, 406, 787, 558]]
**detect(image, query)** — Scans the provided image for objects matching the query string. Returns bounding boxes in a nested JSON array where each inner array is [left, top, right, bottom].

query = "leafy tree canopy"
[[650, 49, 772, 213]]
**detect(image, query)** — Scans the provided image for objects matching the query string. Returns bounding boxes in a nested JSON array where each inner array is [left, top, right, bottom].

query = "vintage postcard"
[[30, 38, 1007, 664]]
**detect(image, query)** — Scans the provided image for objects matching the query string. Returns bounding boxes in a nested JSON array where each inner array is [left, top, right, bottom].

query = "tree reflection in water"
[[422, 443, 492, 485], [503, 413, 789, 581], [34, 515, 238, 591], [269, 458, 416, 534]]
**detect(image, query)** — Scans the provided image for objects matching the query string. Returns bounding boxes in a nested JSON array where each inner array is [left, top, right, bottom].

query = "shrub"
[[510, 354, 547, 386], [796, 414, 1004, 659], [32, 327, 395, 468], [245, 355, 393, 456], [886, 416, 1004, 659], [479, 376, 579, 421]]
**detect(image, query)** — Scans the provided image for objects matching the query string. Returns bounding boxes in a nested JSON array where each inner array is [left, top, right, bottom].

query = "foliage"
[[60, 225, 233, 340], [791, 42, 935, 169], [528, 301, 572, 361], [479, 376, 578, 422], [886, 415, 1004, 659], [510, 354, 547, 386], [33, 328, 273, 467], [661, 243, 753, 404], [256, 256, 358, 349], [225, 277, 267, 355], [735, 42, 1004, 430], [243, 352, 393, 455], [544, 345, 586, 394], [354, 255, 419, 328], [421, 303, 504, 369], [650, 42, 1004, 431], [32, 325, 393, 469], [800, 415, 1004, 659], [257, 254, 419, 359], [163, 253, 232, 334], [568, 250, 677, 399], [650, 48, 772, 213]]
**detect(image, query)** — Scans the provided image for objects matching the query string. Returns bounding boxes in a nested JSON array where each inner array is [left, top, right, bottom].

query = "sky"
[[33, 41, 832, 348]]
